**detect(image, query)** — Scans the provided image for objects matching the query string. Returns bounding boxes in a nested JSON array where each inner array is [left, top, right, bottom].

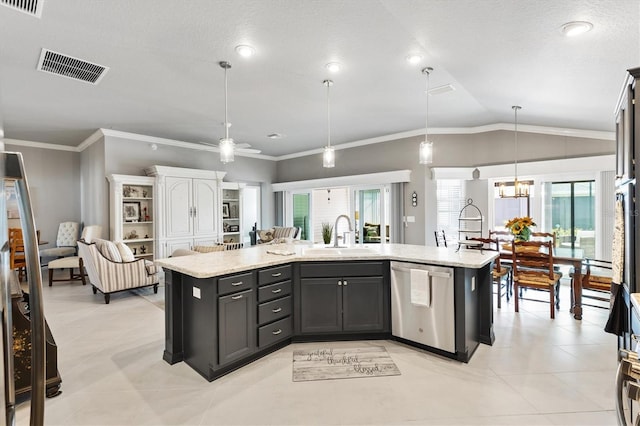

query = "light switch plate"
[[406, 216, 416, 223], [193, 286, 201, 299]]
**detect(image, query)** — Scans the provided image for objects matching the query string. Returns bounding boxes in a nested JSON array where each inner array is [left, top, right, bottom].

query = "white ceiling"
[[0, 0, 638, 157]]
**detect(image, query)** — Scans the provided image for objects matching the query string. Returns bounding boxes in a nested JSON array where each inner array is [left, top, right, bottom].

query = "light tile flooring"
[[16, 273, 617, 425]]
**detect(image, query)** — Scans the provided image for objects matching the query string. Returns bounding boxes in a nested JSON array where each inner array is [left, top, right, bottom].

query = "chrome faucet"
[[333, 214, 353, 248]]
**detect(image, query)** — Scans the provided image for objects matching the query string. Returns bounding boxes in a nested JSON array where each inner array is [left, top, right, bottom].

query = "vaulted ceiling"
[[0, 0, 638, 157]]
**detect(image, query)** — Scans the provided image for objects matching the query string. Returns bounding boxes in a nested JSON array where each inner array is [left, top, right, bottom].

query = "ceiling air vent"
[[1, 0, 43, 17], [37, 49, 109, 85]]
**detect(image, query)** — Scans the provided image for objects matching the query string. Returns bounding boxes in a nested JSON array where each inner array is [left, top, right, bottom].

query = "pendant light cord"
[[513, 105, 520, 181], [425, 71, 429, 140], [224, 65, 229, 140], [325, 80, 332, 148]]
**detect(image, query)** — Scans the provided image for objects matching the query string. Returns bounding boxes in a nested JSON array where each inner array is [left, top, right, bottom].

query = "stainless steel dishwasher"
[[390, 261, 455, 353]]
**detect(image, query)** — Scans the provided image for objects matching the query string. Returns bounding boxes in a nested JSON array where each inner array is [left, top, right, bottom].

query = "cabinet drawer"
[[218, 272, 254, 296], [258, 280, 292, 303], [258, 316, 292, 348], [258, 296, 292, 325], [258, 265, 292, 285], [300, 262, 385, 278]]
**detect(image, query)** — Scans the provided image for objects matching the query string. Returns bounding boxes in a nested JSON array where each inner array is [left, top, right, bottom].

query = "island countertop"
[[154, 243, 498, 279]]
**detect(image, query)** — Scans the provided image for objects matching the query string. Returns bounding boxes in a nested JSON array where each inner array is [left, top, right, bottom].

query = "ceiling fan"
[[198, 122, 261, 154]]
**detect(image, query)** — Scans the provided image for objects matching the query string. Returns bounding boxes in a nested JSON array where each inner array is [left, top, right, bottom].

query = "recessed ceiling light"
[[561, 21, 593, 37], [267, 133, 283, 139], [406, 54, 423, 65], [325, 62, 341, 73], [235, 44, 256, 58]]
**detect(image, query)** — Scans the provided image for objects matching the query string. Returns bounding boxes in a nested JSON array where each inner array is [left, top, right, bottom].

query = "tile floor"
[[15, 273, 618, 425]]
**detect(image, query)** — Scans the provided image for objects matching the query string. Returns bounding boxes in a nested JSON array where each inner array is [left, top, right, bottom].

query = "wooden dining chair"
[[530, 231, 557, 247], [434, 230, 447, 247], [576, 258, 612, 309], [9, 228, 27, 281], [511, 240, 562, 319], [465, 237, 511, 308]]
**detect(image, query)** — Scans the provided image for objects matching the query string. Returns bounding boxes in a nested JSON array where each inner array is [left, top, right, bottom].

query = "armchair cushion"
[[116, 242, 136, 262], [258, 228, 275, 243], [93, 238, 122, 262]]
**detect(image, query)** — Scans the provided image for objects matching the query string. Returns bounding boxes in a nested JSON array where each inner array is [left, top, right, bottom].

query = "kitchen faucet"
[[333, 214, 353, 248]]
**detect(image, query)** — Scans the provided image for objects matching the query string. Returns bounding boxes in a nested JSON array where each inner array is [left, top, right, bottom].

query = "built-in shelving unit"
[[107, 174, 156, 260], [220, 183, 244, 243]]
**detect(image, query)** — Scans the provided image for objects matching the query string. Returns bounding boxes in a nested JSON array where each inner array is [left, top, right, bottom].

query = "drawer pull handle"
[[272, 329, 282, 335], [272, 288, 282, 294], [231, 295, 243, 300], [343, 280, 348, 286], [271, 272, 282, 277], [231, 281, 243, 286], [272, 307, 282, 313]]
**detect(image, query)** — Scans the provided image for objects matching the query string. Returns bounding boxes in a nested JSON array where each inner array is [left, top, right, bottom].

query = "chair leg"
[[104, 293, 110, 304], [550, 285, 555, 319], [48, 268, 53, 287], [80, 258, 86, 285], [555, 282, 560, 309], [496, 279, 501, 309], [153, 284, 158, 294], [92, 285, 97, 294], [514, 281, 520, 313]]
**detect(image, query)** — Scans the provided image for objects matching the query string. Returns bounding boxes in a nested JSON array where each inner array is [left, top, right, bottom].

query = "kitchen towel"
[[410, 269, 430, 307]]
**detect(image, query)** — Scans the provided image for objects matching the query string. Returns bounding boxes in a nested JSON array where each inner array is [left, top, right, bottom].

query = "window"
[[436, 180, 465, 244], [547, 180, 595, 258]]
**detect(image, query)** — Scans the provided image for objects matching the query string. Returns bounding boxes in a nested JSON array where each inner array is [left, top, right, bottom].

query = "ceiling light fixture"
[[267, 133, 282, 139], [406, 54, 423, 65], [323, 79, 335, 168], [235, 44, 256, 58], [325, 62, 341, 73], [498, 106, 530, 198], [419, 67, 434, 165], [561, 21, 593, 37], [219, 61, 235, 163]]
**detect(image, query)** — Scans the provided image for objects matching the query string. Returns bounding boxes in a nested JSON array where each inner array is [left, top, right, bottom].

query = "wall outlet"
[[192, 286, 201, 299], [405, 216, 416, 223]]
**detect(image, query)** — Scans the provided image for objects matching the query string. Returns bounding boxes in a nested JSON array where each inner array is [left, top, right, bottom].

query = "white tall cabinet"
[[107, 174, 156, 259], [145, 166, 228, 258], [220, 182, 245, 243]]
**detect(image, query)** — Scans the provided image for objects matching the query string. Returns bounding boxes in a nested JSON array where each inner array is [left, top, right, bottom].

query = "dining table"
[[499, 245, 586, 320]]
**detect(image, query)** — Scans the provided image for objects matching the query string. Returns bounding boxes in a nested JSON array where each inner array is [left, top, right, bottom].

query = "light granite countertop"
[[154, 243, 499, 279], [631, 293, 640, 312]]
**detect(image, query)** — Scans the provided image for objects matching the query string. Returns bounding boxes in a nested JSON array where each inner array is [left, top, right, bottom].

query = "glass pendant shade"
[[419, 140, 433, 164], [219, 137, 235, 163], [323, 146, 335, 168]]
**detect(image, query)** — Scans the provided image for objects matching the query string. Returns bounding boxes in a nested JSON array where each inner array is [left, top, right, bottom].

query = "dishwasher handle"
[[391, 265, 451, 279]]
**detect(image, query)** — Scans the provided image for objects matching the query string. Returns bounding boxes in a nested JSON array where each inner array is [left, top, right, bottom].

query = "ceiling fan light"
[[419, 140, 433, 164], [219, 138, 235, 163], [323, 146, 335, 168]]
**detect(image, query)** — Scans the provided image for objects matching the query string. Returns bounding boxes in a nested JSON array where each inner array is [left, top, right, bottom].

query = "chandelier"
[[498, 105, 530, 198], [323, 79, 335, 168]]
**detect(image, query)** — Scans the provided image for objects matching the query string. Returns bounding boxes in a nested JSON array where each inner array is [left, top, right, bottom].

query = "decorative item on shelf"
[[127, 229, 139, 240], [321, 222, 334, 244], [142, 207, 150, 221], [142, 189, 148, 198], [123, 201, 141, 222], [140, 245, 146, 254], [229, 225, 239, 232], [230, 204, 238, 218], [505, 216, 536, 241], [222, 202, 230, 218], [123, 185, 133, 197], [223, 222, 229, 232], [144, 234, 149, 239], [133, 248, 137, 255]]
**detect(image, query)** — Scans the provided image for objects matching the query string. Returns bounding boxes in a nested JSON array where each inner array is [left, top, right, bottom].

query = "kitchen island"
[[155, 243, 498, 381]]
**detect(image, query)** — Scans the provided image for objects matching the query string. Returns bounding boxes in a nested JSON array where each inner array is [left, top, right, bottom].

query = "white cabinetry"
[[107, 174, 156, 260], [146, 166, 227, 258]]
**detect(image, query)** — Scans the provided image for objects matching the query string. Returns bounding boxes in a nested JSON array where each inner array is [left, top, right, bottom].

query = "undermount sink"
[[303, 247, 378, 256]]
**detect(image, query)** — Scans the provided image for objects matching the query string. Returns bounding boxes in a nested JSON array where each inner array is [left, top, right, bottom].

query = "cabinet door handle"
[[231, 294, 243, 300], [271, 288, 282, 294], [272, 329, 282, 335], [193, 207, 197, 217], [231, 281, 243, 286], [338, 280, 342, 286], [271, 272, 282, 277], [189, 207, 193, 217], [343, 280, 348, 286], [272, 307, 282, 313]]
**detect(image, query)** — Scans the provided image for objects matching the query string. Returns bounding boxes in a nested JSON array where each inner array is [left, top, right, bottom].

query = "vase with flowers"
[[505, 216, 536, 241]]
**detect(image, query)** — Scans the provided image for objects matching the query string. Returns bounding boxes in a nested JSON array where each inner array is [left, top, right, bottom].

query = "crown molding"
[[3, 138, 78, 152], [274, 123, 615, 161]]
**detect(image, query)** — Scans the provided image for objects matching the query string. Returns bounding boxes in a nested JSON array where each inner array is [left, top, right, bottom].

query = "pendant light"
[[419, 67, 434, 165], [323, 79, 335, 168], [498, 106, 530, 198], [219, 61, 235, 164]]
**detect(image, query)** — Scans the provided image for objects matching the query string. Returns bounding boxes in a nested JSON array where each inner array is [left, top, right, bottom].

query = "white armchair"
[[77, 239, 159, 304], [40, 221, 80, 259]]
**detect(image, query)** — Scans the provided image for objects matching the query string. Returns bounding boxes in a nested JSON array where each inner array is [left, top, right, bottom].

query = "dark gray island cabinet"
[[158, 245, 496, 381]]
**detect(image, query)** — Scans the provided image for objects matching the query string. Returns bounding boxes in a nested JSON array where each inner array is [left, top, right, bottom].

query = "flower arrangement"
[[505, 216, 536, 241]]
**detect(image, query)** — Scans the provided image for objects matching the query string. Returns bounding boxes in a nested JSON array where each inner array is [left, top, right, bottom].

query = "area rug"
[[292, 346, 401, 382]]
